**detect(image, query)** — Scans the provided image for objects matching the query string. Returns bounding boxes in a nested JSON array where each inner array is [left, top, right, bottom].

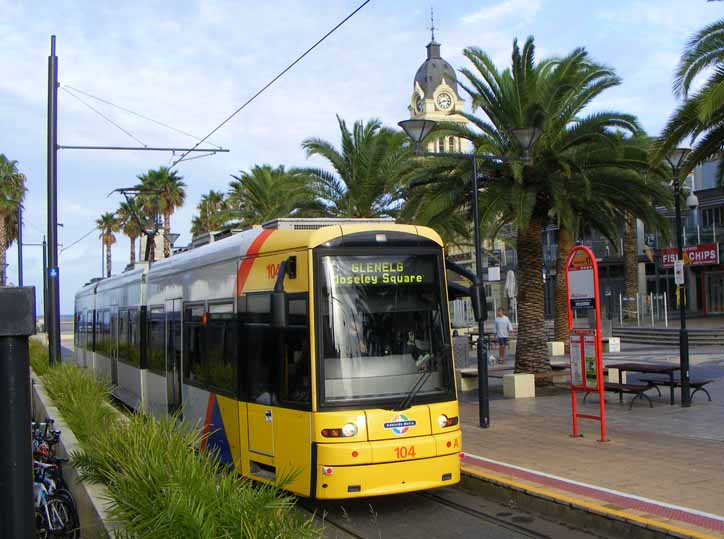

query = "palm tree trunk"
[[106, 242, 112, 277], [514, 217, 551, 374], [623, 212, 638, 321], [163, 212, 171, 258], [129, 236, 136, 266], [0, 216, 7, 286], [553, 225, 575, 347]]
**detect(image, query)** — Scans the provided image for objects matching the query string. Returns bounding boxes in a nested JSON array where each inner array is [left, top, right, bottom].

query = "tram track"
[[298, 499, 367, 539], [297, 485, 598, 539], [414, 490, 551, 539]]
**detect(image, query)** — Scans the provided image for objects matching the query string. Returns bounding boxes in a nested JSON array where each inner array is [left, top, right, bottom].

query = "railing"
[[608, 292, 674, 327]]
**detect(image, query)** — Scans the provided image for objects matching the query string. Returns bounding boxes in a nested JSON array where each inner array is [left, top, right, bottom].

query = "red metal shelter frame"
[[565, 245, 607, 442]]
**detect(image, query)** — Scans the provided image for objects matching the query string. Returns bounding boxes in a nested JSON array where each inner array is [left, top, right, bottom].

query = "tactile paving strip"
[[462, 453, 724, 534]]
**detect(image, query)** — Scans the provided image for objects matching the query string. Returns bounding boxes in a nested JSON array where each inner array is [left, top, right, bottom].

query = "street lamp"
[[664, 146, 693, 407], [399, 118, 541, 428]]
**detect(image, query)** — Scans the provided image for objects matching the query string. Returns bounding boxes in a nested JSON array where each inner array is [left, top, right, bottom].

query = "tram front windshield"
[[318, 253, 453, 406]]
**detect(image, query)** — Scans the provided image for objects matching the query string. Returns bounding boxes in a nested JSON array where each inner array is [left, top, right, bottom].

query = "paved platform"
[[458, 345, 724, 538]]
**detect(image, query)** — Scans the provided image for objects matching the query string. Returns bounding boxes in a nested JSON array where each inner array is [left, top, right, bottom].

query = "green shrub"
[[41, 362, 117, 445], [33, 344, 319, 539], [74, 414, 317, 539], [29, 339, 50, 376]]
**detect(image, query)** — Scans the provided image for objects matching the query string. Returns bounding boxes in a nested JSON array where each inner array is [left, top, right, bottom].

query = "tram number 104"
[[393, 446, 416, 459]]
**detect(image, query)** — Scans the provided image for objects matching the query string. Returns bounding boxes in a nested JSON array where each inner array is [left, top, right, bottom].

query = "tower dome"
[[413, 39, 460, 99]]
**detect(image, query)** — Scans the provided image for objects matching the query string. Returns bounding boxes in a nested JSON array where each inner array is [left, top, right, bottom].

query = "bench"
[[639, 377, 714, 402], [583, 382, 653, 409]]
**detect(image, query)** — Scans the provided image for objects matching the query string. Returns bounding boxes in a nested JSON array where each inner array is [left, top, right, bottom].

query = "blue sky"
[[1, 0, 723, 313]]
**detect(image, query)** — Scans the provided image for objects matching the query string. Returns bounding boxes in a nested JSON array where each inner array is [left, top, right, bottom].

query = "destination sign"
[[324, 256, 436, 287]]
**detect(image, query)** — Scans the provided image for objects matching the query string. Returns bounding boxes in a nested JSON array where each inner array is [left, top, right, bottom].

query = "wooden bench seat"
[[639, 377, 714, 402], [584, 382, 653, 409]]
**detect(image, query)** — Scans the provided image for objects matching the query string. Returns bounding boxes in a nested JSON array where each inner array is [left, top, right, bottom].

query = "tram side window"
[[204, 303, 237, 395], [117, 309, 128, 363], [74, 311, 82, 350], [242, 293, 277, 404], [96, 310, 111, 356], [128, 309, 141, 366], [147, 307, 165, 374], [183, 306, 204, 386], [280, 295, 311, 405]]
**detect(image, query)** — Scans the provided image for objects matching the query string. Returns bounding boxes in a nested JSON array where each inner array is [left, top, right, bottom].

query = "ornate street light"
[[398, 118, 540, 428], [664, 146, 693, 407]]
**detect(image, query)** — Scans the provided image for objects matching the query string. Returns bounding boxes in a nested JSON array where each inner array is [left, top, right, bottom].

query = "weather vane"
[[429, 6, 436, 41]]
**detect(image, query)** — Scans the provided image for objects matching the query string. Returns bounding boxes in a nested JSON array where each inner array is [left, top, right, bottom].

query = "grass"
[[29, 343, 320, 539]]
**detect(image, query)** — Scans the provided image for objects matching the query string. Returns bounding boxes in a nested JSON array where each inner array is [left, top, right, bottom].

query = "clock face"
[[436, 92, 453, 110], [415, 96, 425, 113]]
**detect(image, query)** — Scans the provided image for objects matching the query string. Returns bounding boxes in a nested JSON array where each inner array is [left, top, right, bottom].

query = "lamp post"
[[398, 119, 540, 427], [665, 147, 694, 407]]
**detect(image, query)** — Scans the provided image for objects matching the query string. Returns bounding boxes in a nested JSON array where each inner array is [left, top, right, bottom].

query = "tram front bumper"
[[314, 431, 461, 499]]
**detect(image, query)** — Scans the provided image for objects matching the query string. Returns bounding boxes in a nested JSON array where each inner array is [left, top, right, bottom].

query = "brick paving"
[[458, 343, 724, 537]]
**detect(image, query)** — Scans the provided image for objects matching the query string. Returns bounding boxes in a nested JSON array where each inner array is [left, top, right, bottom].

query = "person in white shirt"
[[494, 308, 514, 364]]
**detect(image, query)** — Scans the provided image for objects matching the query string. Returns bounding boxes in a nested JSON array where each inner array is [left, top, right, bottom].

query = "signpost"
[[565, 246, 607, 442]]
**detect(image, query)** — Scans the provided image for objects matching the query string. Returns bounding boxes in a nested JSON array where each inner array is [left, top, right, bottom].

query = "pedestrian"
[[495, 308, 513, 364]]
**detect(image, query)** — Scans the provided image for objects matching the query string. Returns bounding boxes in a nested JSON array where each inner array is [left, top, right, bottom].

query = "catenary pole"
[[17, 205, 23, 287], [47, 35, 61, 365]]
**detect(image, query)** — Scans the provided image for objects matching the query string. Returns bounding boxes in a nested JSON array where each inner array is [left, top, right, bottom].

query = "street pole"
[[17, 205, 23, 287], [471, 155, 490, 428], [674, 180, 691, 407], [47, 35, 61, 365], [43, 237, 48, 332]]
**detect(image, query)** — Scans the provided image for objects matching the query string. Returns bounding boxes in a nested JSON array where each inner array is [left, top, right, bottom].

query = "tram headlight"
[[437, 414, 459, 428], [341, 423, 358, 437]]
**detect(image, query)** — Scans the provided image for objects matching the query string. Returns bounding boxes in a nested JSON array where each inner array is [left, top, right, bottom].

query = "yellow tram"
[[74, 219, 462, 498]]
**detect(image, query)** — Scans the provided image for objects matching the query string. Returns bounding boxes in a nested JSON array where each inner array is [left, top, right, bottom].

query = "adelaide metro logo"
[[383, 414, 416, 435]]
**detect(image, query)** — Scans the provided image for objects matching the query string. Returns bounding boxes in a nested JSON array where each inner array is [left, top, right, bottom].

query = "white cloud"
[[462, 0, 544, 25]]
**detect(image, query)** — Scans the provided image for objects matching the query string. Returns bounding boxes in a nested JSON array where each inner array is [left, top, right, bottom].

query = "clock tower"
[[408, 28, 468, 153]]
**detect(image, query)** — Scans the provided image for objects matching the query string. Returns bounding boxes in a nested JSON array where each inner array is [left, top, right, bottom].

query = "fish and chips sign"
[[661, 243, 719, 268]]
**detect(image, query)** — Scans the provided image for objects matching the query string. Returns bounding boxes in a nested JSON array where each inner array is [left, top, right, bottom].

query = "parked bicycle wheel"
[[42, 495, 78, 539]]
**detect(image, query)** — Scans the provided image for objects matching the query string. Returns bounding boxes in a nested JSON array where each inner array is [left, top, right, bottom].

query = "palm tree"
[[117, 200, 145, 267], [96, 212, 121, 277], [655, 19, 724, 174], [0, 155, 27, 286], [190, 190, 231, 236], [406, 38, 651, 373], [302, 116, 415, 218], [550, 138, 672, 343], [228, 165, 322, 226], [136, 167, 186, 258]]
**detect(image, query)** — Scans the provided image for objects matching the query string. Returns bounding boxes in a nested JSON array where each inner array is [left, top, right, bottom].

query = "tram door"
[[166, 299, 183, 414]]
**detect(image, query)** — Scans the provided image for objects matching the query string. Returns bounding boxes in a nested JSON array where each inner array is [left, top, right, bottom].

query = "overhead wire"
[[170, 0, 372, 168], [61, 86, 147, 147], [60, 225, 98, 254], [61, 85, 222, 149]]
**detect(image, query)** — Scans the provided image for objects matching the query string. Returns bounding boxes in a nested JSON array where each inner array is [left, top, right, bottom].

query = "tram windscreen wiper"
[[396, 370, 432, 411]]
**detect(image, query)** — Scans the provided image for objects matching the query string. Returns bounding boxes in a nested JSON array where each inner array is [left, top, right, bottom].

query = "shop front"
[[661, 243, 723, 315]]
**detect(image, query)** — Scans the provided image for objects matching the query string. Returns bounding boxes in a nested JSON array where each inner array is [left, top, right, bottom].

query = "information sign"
[[569, 338, 583, 386], [565, 245, 607, 442], [674, 260, 685, 286]]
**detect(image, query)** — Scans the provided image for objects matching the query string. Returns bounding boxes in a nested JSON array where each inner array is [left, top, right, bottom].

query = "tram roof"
[[77, 223, 443, 294]]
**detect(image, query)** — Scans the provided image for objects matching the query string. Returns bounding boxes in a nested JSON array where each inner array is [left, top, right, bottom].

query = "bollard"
[[0, 287, 36, 539]]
